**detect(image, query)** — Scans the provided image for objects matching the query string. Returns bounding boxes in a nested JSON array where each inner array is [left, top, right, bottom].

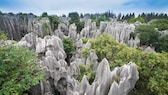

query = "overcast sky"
[[0, 0, 168, 16]]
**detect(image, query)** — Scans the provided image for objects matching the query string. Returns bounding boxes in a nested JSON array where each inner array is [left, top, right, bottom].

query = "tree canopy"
[[135, 25, 159, 46], [150, 19, 168, 31], [0, 46, 44, 95], [68, 12, 84, 33]]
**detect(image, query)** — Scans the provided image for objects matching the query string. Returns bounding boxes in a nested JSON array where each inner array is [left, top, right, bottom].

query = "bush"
[[82, 33, 168, 95], [63, 38, 76, 65], [77, 63, 96, 84], [0, 46, 44, 95], [82, 38, 88, 44], [0, 31, 8, 40], [42, 22, 52, 37]]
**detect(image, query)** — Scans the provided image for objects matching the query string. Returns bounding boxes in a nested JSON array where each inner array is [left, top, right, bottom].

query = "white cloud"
[[20, 0, 133, 15]]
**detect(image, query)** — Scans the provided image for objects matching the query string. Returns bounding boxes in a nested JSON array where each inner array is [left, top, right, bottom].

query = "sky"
[[0, 0, 168, 16]]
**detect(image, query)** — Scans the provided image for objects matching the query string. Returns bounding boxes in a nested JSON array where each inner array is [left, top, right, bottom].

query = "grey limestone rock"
[[68, 23, 77, 41], [0, 14, 32, 40], [28, 18, 52, 38], [86, 50, 98, 70]]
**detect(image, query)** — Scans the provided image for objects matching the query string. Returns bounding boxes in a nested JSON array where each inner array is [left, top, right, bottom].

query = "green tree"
[[150, 19, 168, 31], [41, 12, 48, 17], [63, 38, 76, 65], [155, 34, 168, 52], [68, 12, 84, 33], [48, 16, 60, 31], [135, 25, 159, 45], [129, 17, 145, 23], [0, 46, 44, 95]]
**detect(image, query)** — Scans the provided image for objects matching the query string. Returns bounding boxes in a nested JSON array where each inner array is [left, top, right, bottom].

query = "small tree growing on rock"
[[63, 38, 76, 65]]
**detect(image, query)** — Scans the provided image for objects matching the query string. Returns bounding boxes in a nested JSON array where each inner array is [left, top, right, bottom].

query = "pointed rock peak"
[[108, 81, 119, 95], [100, 58, 109, 66], [95, 58, 111, 82], [96, 58, 110, 72], [81, 75, 89, 85]]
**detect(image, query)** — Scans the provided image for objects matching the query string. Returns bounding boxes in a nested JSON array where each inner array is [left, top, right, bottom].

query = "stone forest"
[[0, 11, 168, 95]]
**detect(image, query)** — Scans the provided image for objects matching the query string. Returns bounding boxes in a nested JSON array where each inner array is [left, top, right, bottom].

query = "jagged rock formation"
[[68, 23, 77, 41], [79, 19, 140, 47], [1, 14, 141, 95], [0, 14, 140, 47], [0, 14, 33, 40], [28, 18, 52, 38], [15, 33, 139, 95]]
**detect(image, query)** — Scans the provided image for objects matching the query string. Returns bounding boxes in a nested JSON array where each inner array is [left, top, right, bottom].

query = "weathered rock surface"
[[0, 14, 33, 40], [28, 17, 52, 38]]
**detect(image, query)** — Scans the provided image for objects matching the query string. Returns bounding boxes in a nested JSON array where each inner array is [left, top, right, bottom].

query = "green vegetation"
[[135, 25, 159, 46], [68, 12, 84, 33], [150, 19, 168, 31], [41, 12, 60, 31], [155, 34, 168, 52], [42, 22, 52, 37], [119, 13, 168, 23], [0, 46, 44, 95], [91, 15, 110, 27], [63, 38, 76, 65], [77, 63, 96, 84], [0, 31, 8, 40], [81, 33, 168, 95], [129, 17, 145, 23], [82, 38, 88, 44]]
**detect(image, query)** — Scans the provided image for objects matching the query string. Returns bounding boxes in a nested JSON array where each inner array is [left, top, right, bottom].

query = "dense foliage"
[[68, 12, 84, 32], [135, 25, 159, 46], [63, 38, 76, 65], [155, 34, 168, 52], [129, 17, 145, 23], [77, 63, 96, 84], [139, 13, 168, 22], [0, 46, 44, 95], [150, 19, 168, 31], [82, 38, 88, 44], [0, 31, 8, 40], [81, 33, 168, 95], [118, 13, 168, 23]]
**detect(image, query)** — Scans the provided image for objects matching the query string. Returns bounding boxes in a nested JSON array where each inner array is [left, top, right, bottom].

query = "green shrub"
[[63, 38, 76, 65], [42, 22, 52, 37], [82, 38, 88, 44], [150, 19, 168, 31], [82, 33, 168, 95], [0, 31, 8, 40], [0, 46, 44, 95], [77, 63, 96, 84]]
